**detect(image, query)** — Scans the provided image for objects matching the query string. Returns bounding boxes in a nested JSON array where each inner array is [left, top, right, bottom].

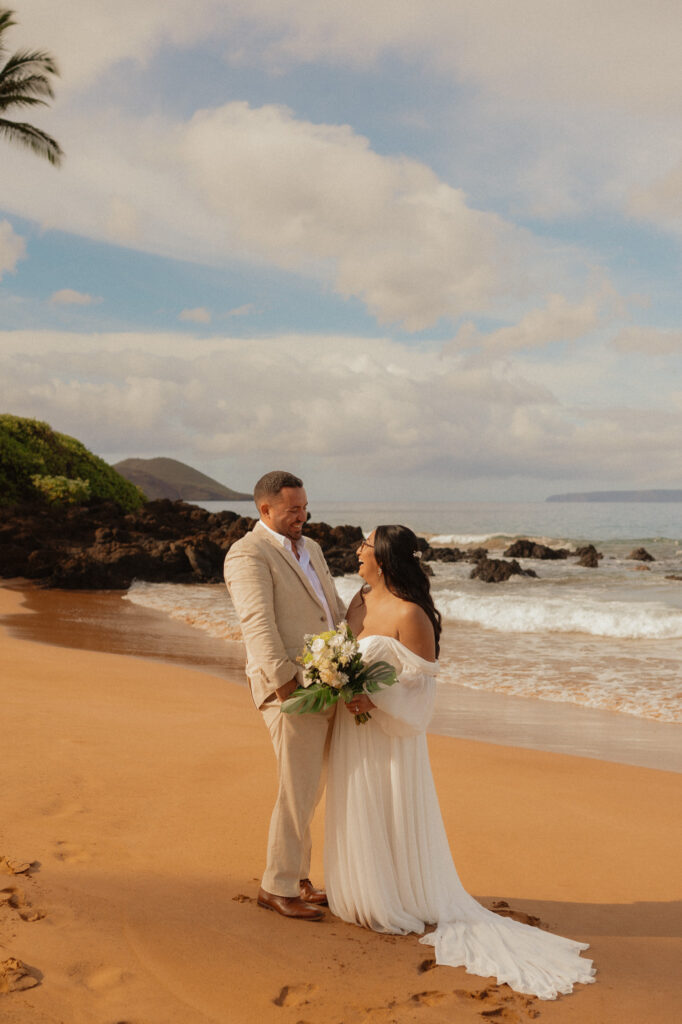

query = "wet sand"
[[4, 581, 680, 773]]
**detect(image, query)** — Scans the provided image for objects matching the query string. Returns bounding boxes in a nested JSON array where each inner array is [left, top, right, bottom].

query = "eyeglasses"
[[359, 539, 374, 550]]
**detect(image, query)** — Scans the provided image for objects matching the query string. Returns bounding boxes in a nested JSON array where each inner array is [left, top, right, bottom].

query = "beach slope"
[[1, 586, 680, 1023]]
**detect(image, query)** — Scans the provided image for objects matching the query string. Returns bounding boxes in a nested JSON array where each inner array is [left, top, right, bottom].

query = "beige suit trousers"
[[260, 698, 336, 897]]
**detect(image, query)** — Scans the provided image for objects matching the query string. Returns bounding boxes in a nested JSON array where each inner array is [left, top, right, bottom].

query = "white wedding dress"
[[324, 634, 596, 1001]]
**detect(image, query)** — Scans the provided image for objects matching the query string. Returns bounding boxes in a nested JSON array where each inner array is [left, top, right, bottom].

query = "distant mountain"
[[113, 457, 251, 502], [546, 489, 682, 503]]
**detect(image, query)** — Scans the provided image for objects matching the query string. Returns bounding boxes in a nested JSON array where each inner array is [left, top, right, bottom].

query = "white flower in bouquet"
[[281, 622, 397, 724]]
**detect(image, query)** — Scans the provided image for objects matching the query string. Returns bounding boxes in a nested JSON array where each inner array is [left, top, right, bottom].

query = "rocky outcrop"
[[628, 547, 655, 562], [0, 499, 362, 588], [421, 545, 468, 563], [503, 539, 570, 560], [301, 521, 364, 575], [575, 544, 602, 568], [469, 556, 538, 583]]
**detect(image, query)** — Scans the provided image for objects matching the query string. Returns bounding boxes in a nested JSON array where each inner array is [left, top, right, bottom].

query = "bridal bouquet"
[[281, 622, 397, 724]]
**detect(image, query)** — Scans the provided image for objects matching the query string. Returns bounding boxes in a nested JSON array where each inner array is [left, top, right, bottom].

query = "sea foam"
[[428, 533, 506, 546], [437, 591, 682, 639]]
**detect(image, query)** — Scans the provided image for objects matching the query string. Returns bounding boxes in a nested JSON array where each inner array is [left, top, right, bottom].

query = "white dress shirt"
[[259, 520, 335, 629]]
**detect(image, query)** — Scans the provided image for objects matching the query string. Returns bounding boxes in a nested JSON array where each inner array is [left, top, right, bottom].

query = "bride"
[[324, 524, 595, 1001]]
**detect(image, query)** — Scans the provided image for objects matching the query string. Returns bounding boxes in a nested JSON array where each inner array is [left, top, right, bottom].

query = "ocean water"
[[124, 501, 682, 725]]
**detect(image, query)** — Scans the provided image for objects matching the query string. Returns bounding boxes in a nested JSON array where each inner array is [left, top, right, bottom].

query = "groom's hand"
[[276, 678, 298, 701]]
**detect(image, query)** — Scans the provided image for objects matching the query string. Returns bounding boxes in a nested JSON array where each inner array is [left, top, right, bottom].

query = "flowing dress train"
[[324, 635, 596, 1001]]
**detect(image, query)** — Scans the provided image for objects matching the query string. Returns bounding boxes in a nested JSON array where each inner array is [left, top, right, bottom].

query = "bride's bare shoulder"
[[396, 601, 435, 660]]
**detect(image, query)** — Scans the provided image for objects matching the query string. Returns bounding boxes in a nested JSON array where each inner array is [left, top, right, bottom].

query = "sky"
[[1, 0, 682, 502]]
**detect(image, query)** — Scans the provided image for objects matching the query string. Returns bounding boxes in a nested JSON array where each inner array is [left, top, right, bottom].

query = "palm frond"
[[0, 92, 49, 111], [0, 10, 62, 167], [0, 68, 55, 91], [0, 48, 60, 81], [0, 71, 56, 104], [0, 117, 63, 164], [0, 9, 17, 41]]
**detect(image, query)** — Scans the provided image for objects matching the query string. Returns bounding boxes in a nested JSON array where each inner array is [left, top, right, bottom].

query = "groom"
[[224, 470, 345, 921]]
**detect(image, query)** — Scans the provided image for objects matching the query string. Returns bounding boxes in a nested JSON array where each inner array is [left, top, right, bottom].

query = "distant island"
[[546, 489, 682, 503], [113, 457, 251, 502]]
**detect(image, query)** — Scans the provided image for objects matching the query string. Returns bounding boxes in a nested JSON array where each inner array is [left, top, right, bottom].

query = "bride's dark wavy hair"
[[373, 524, 442, 657]]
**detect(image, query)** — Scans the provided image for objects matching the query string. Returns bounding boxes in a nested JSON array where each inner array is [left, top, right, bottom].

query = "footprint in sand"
[[0, 957, 41, 994], [54, 840, 91, 864], [84, 965, 128, 991], [42, 798, 87, 820], [273, 983, 318, 1007], [490, 900, 548, 931], [0, 856, 35, 876], [417, 958, 438, 973], [65, 962, 129, 994], [410, 991, 447, 1006], [455, 985, 540, 1021], [0, 885, 45, 923], [360, 988, 449, 1022]]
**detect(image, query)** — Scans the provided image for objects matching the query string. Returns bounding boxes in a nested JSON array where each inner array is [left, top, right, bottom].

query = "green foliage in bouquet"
[[0, 414, 146, 510], [281, 622, 398, 724]]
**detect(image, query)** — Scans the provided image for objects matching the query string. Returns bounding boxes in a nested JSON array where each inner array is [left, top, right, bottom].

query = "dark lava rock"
[[421, 545, 467, 562], [628, 547, 655, 562], [469, 556, 538, 583], [504, 539, 569, 560], [575, 544, 602, 568], [0, 498, 364, 588], [303, 522, 363, 576]]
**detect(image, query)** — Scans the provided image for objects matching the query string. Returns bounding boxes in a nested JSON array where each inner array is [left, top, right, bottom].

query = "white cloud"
[[0, 101, 553, 331], [181, 102, 536, 329], [15, 1, 682, 116], [13, 1, 682, 238], [612, 327, 682, 355], [227, 304, 256, 317], [225, 1, 682, 115], [50, 288, 101, 305], [628, 160, 682, 235], [15, 0, 223, 89], [448, 292, 608, 355], [1, 328, 679, 496], [0, 221, 26, 279], [179, 306, 211, 324]]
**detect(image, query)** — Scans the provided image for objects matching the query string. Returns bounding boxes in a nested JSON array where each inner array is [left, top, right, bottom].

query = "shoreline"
[[1, 584, 682, 1022], [3, 580, 680, 774]]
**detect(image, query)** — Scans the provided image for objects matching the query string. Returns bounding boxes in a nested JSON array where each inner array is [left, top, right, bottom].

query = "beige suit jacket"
[[224, 522, 346, 709]]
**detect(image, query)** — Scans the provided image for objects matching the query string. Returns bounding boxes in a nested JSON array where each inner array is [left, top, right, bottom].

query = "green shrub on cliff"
[[30, 474, 92, 504], [0, 414, 146, 510]]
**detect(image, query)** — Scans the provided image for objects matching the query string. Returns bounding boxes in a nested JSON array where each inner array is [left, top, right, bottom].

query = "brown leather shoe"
[[299, 878, 328, 906], [257, 887, 324, 921]]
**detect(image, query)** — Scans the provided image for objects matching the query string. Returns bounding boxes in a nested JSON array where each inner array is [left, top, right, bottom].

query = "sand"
[[1, 584, 681, 1023]]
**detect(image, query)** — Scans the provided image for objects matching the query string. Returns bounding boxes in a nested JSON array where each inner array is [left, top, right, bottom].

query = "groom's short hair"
[[254, 470, 304, 509]]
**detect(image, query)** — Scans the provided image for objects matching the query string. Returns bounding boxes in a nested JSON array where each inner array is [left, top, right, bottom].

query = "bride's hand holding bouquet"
[[281, 622, 396, 724]]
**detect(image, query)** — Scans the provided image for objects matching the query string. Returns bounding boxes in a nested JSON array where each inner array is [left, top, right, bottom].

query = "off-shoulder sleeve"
[[369, 653, 437, 737]]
